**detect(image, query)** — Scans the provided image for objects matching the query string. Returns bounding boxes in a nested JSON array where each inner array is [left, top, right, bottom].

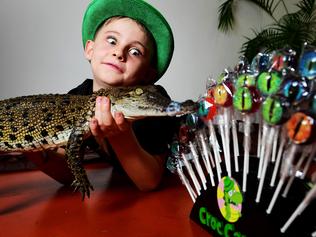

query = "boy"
[[29, 0, 177, 191]]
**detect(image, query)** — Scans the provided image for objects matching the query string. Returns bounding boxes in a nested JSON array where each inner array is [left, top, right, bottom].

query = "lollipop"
[[267, 111, 316, 214], [197, 95, 222, 183], [258, 95, 290, 185], [184, 113, 208, 190], [298, 45, 316, 80], [280, 73, 310, 105], [211, 79, 234, 177], [270, 48, 297, 76], [233, 83, 261, 192], [167, 141, 197, 202], [177, 125, 203, 195], [257, 71, 282, 96], [250, 52, 272, 75]]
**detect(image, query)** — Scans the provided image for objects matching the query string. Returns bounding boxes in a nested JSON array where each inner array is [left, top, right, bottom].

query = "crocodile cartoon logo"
[[217, 176, 243, 222]]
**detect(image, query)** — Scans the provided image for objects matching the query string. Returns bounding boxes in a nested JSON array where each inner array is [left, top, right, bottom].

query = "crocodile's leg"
[[66, 125, 93, 200]]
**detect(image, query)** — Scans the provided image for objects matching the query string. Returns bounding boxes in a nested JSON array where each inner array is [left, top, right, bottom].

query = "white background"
[[0, 0, 296, 101]]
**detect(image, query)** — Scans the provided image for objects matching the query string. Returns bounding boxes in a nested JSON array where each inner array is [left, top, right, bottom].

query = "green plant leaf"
[[218, 0, 236, 32]]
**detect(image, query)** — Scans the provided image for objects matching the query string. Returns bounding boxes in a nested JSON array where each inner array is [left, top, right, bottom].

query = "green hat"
[[82, 0, 174, 81]]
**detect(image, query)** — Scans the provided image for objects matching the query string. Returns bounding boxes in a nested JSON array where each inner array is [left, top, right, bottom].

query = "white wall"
[[0, 0, 297, 101]]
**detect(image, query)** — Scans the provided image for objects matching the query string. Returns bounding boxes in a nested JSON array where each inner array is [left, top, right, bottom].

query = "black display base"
[[190, 156, 316, 237]]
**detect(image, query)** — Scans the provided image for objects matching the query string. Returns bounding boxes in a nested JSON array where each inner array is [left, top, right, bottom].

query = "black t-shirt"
[[68, 79, 179, 164]]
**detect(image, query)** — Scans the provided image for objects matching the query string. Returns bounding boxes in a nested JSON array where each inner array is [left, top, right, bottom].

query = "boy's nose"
[[112, 51, 125, 61]]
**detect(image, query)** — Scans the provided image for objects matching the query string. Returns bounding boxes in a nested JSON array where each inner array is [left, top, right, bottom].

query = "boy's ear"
[[84, 40, 94, 61]]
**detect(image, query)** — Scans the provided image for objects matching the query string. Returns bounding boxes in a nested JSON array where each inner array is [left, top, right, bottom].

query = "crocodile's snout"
[[166, 100, 198, 116]]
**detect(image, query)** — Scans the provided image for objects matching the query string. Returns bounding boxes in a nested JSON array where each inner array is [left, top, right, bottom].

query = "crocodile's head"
[[95, 86, 198, 120]]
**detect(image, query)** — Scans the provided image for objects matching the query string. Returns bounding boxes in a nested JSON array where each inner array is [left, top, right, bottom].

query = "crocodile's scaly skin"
[[0, 85, 197, 199]]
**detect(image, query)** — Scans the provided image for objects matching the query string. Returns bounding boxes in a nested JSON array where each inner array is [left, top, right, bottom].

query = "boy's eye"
[[129, 48, 142, 56], [106, 36, 116, 45]]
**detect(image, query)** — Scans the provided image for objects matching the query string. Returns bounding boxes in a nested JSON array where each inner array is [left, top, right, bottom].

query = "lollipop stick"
[[198, 132, 215, 186], [177, 165, 197, 202], [242, 115, 251, 192], [258, 123, 268, 178], [280, 185, 316, 233], [182, 153, 201, 195], [301, 146, 316, 179], [207, 121, 222, 178], [257, 116, 262, 158], [267, 144, 298, 214], [270, 134, 287, 187], [271, 127, 280, 163], [218, 115, 231, 177], [189, 142, 207, 190], [223, 108, 232, 176], [256, 127, 276, 203], [282, 150, 308, 198], [232, 114, 240, 172]]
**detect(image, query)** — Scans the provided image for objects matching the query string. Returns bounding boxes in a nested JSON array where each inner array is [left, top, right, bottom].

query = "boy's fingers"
[[90, 117, 101, 137], [114, 112, 129, 131], [95, 96, 114, 130]]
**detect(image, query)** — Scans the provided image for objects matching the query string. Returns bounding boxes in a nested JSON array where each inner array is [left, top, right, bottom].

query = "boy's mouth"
[[103, 62, 124, 73]]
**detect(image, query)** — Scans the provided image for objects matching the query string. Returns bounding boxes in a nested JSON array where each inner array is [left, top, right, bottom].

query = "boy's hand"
[[90, 96, 131, 139]]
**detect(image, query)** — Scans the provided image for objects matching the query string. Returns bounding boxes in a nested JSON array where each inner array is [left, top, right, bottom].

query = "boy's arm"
[[90, 96, 165, 191]]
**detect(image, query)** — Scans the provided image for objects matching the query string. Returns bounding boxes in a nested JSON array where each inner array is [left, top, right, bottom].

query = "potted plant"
[[218, 0, 316, 61]]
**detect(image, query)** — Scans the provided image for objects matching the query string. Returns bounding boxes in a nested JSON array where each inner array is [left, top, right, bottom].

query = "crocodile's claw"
[[71, 177, 94, 201]]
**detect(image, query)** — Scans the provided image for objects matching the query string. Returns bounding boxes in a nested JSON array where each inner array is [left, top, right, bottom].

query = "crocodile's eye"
[[233, 86, 260, 113], [235, 74, 256, 88], [299, 50, 316, 80], [213, 84, 233, 107], [281, 76, 309, 103], [261, 97, 284, 125], [286, 112, 314, 144], [135, 88, 143, 95], [257, 71, 282, 96]]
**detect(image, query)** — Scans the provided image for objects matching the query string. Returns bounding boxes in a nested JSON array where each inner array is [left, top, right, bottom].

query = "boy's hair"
[[82, 0, 174, 82]]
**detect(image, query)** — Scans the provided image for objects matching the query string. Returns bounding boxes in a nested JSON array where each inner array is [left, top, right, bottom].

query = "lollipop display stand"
[[167, 46, 316, 237], [189, 155, 315, 237]]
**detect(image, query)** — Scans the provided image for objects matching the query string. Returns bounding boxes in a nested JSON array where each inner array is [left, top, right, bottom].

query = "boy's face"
[[85, 18, 156, 90]]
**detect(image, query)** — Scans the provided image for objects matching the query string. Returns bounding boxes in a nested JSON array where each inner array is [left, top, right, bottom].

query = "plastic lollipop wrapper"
[[234, 55, 250, 76], [280, 173, 316, 233], [250, 52, 272, 75], [235, 73, 256, 89], [256, 70, 283, 97], [269, 47, 297, 76], [279, 72, 311, 106], [286, 111, 316, 145], [298, 43, 316, 80]]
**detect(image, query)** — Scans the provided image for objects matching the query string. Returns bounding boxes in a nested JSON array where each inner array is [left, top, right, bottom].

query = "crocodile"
[[0, 85, 197, 199]]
